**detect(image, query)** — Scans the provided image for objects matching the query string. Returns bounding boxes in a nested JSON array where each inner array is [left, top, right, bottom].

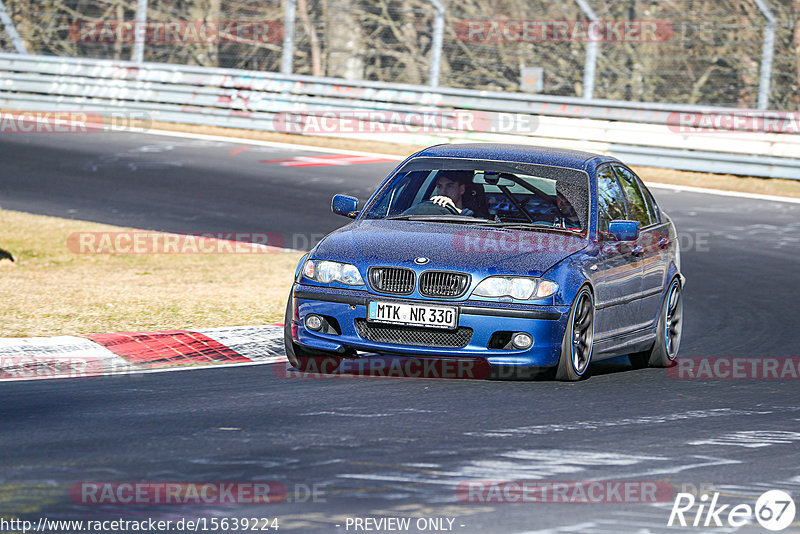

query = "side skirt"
[[593, 328, 656, 360]]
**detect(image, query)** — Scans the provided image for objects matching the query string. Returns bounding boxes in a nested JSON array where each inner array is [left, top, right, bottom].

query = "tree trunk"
[[298, 0, 323, 76], [324, 0, 363, 79]]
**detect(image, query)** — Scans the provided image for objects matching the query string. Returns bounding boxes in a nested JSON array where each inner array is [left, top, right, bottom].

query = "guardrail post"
[[428, 0, 445, 87], [281, 0, 297, 75], [574, 0, 598, 100], [753, 0, 775, 110], [133, 0, 148, 64], [0, 0, 28, 54]]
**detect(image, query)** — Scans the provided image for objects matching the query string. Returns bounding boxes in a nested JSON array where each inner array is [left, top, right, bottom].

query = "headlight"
[[472, 276, 558, 300], [302, 259, 364, 286]]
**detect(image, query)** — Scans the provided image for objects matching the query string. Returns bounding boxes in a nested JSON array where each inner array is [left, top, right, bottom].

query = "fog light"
[[305, 314, 323, 331], [511, 332, 533, 350]]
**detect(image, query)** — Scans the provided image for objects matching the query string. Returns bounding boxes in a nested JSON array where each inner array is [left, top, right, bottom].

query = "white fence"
[[1, 53, 799, 179]]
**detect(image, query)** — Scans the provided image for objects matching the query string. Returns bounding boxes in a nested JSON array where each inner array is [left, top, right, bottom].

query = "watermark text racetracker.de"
[[277, 356, 495, 380], [70, 20, 283, 44], [272, 110, 539, 135], [0, 355, 102, 380], [457, 480, 675, 503], [68, 229, 712, 256], [669, 357, 800, 379], [66, 231, 326, 254], [0, 111, 151, 134], [451, 230, 710, 254], [70, 481, 324, 505], [667, 111, 800, 134], [456, 19, 674, 43]]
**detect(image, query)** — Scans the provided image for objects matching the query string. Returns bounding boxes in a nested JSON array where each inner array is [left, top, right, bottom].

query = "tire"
[[284, 294, 343, 373], [629, 277, 683, 369], [555, 286, 595, 381]]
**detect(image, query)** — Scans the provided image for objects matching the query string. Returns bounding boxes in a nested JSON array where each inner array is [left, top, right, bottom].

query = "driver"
[[429, 170, 474, 216]]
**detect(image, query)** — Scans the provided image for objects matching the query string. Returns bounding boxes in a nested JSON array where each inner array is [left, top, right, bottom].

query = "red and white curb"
[[0, 325, 287, 381]]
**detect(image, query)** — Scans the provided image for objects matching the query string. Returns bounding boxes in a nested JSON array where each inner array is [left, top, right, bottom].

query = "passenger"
[[553, 182, 583, 229]]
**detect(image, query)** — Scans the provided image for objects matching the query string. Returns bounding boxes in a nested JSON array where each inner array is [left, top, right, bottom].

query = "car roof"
[[412, 143, 620, 173]]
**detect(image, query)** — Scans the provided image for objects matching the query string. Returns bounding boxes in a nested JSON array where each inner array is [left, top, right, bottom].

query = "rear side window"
[[613, 165, 652, 227], [596, 166, 628, 233]]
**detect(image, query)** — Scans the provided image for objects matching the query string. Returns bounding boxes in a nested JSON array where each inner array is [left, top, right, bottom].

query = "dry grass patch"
[[632, 166, 800, 199], [0, 208, 303, 337], [151, 120, 800, 199]]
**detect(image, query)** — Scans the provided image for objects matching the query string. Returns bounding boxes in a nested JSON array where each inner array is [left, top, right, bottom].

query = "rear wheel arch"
[[630, 274, 683, 369]]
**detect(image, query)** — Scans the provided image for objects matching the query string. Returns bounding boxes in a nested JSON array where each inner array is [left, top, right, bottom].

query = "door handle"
[[631, 245, 644, 256]]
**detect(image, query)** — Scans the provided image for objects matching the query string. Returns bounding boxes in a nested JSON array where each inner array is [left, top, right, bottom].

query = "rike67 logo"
[[669, 490, 796, 531]]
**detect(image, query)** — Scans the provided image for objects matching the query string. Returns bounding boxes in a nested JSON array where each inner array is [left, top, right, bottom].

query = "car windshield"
[[361, 157, 590, 234]]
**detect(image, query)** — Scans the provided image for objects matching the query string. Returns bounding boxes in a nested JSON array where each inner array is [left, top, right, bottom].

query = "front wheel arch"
[[283, 293, 343, 373], [555, 283, 595, 381]]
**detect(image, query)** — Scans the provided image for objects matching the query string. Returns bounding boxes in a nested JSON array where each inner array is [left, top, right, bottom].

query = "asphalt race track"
[[2, 131, 800, 533], [0, 131, 391, 244]]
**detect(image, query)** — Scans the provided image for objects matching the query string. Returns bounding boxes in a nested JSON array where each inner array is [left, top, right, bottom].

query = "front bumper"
[[290, 284, 569, 368]]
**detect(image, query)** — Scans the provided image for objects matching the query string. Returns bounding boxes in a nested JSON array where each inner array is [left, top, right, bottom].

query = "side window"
[[373, 180, 409, 217], [411, 170, 440, 205], [596, 166, 628, 234], [373, 171, 425, 217], [613, 165, 651, 227], [638, 180, 661, 224]]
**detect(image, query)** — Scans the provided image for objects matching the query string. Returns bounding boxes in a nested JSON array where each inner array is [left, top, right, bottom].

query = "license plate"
[[367, 301, 458, 329]]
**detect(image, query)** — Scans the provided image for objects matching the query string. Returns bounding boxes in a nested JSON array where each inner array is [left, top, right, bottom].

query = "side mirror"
[[331, 194, 359, 218], [607, 220, 639, 241]]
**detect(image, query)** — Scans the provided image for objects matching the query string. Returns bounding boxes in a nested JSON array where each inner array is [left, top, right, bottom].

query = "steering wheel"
[[401, 200, 459, 216]]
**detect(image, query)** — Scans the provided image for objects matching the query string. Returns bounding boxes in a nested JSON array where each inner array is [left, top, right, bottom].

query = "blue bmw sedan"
[[284, 144, 684, 381]]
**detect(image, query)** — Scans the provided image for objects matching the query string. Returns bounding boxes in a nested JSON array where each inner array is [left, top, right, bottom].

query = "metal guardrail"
[[1, 53, 799, 180]]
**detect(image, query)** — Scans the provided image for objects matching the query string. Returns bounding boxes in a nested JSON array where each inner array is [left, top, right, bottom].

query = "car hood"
[[313, 219, 588, 277]]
